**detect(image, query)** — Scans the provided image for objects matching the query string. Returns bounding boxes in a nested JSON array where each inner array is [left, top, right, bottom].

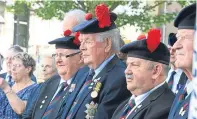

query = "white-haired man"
[[62, 4, 130, 119]]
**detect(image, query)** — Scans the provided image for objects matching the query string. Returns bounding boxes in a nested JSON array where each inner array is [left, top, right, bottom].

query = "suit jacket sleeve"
[[94, 73, 130, 119]]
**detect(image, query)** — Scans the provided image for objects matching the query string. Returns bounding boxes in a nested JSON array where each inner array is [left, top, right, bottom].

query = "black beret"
[[72, 4, 117, 34], [174, 3, 196, 29], [48, 36, 79, 49], [121, 29, 170, 65], [168, 33, 177, 46]]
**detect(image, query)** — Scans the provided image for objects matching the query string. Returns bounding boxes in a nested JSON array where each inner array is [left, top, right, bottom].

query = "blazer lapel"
[[70, 55, 120, 118], [33, 75, 60, 119], [128, 83, 168, 119], [59, 70, 88, 119]]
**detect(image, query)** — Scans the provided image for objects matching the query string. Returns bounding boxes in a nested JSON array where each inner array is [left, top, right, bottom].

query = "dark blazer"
[[168, 85, 190, 119], [0, 72, 37, 83], [22, 67, 89, 119], [112, 83, 175, 119], [54, 66, 89, 119], [63, 55, 131, 119], [22, 74, 61, 119]]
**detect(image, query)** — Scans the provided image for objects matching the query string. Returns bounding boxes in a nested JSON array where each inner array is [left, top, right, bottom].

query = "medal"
[[91, 82, 102, 98], [91, 91, 98, 98]]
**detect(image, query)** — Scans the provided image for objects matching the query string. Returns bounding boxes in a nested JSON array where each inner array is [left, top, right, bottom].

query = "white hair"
[[64, 9, 86, 24], [95, 28, 121, 52]]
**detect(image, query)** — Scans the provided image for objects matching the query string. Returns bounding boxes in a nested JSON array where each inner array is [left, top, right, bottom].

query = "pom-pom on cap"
[[72, 3, 117, 34]]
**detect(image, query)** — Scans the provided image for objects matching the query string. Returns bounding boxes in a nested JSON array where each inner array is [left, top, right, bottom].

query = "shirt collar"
[[60, 77, 72, 86], [185, 80, 193, 95], [169, 68, 182, 75], [94, 54, 115, 78], [130, 81, 166, 106]]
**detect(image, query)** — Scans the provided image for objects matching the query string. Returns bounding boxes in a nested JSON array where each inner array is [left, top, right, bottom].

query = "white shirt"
[[185, 79, 193, 98], [166, 68, 183, 93], [51, 78, 72, 101], [93, 54, 115, 79], [126, 81, 166, 119]]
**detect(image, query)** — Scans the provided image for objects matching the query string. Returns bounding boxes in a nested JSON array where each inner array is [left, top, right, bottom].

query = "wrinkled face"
[[40, 57, 56, 80], [5, 50, 17, 73], [79, 34, 106, 69], [173, 29, 194, 70], [11, 59, 30, 81], [125, 57, 154, 96], [54, 48, 80, 76]]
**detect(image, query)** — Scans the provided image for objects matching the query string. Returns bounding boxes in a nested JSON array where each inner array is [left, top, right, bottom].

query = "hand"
[[0, 77, 10, 91]]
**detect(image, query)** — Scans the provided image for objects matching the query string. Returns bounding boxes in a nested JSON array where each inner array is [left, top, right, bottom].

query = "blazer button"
[[40, 105, 43, 109], [42, 100, 45, 104]]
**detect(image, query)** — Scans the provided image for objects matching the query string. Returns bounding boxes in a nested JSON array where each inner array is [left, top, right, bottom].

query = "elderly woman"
[[0, 52, 37, 118]]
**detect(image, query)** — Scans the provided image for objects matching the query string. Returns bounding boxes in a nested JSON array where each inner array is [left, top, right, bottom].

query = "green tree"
[[6, 0, 195, 32]]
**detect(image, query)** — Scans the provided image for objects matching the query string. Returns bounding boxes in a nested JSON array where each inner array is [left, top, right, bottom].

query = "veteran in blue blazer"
[[62, 4, 130, 119], [168, 3, 196, 119]]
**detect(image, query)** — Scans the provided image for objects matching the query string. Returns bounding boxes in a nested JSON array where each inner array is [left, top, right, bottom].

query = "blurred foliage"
[[6, 0, 196, 32]]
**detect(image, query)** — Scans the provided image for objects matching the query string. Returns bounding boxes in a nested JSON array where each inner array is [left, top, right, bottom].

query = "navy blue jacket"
[[112, 83, 175, 119], [22, 67, 89, 119], [61, 55, 131, 119]]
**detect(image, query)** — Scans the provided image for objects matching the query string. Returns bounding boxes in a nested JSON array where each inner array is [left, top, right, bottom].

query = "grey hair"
[[147, 60, 169, 78], [64, 9, 86, 24], [41, 54, 57, 72], [12, 52, 36, 76], [95, 28, 121, 52], [8, 45, 23, 53]]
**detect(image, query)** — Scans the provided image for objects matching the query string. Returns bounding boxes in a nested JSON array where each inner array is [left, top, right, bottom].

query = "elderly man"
[[22, 9, 87, 119], [168, 3, 196, 119], [39, 54, 57, 82], [166, 33, 187, 94], [112, 29, 175, 119], [62, 4, 130, 119], [0, 45, 36, 84]]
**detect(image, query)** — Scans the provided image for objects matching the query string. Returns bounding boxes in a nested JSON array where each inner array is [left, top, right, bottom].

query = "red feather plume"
[[73, 32, 80, 46], [85, 13, 93, 20], [137, 34, 146, 40], [146, 29, 161, 52], [64, 29, 72, 36], [95, 3, 111, 28]]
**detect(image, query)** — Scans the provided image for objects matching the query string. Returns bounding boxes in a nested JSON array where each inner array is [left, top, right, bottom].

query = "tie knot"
[[89, 69, 95, 77], [60, 82, 68, 89], [128, 98, 136, 108], [172, 71, 176, 75]]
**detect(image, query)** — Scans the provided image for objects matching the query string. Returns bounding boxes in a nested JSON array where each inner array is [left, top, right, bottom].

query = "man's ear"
[[152, 64, 162, 80], [104, 37, 112, 52]]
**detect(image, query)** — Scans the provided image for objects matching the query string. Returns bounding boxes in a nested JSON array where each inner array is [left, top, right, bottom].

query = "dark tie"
[[168, 71, 176, 89], [7, 75, 14, 86], [120, 98, 136, 119], [172, 87, 188, 117], [42, 82, 68, 119], [66, 69, 95, 119]]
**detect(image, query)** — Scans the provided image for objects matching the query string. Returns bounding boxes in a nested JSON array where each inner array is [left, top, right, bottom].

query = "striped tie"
[[66, 69, 95, 119], [168, 71, 176, 89], [42, 82, 68, 119], [173, 87, 187, 115], [120, 98, 136, 119]]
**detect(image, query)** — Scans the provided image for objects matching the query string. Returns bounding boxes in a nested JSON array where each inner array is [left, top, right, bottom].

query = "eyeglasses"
[[12, 64, 23, 68], [52, 51, 81, 59]]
